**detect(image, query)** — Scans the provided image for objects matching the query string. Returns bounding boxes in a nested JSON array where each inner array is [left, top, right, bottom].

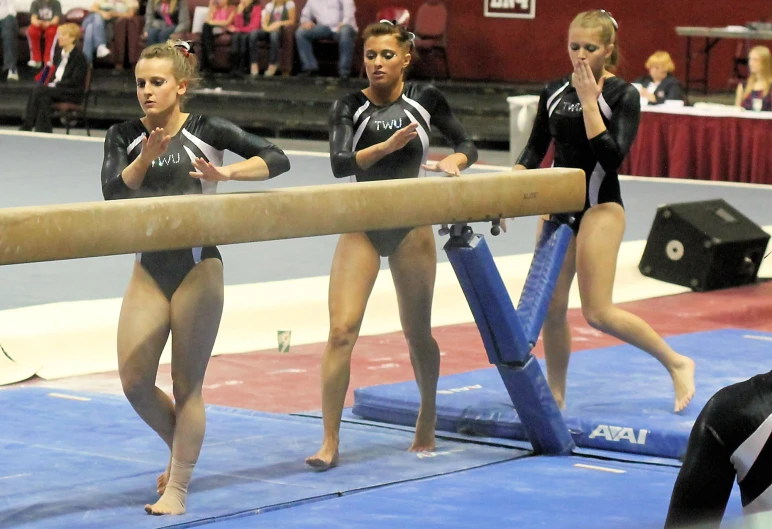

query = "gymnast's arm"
[[101, 124, 145, 199], [328, 98, 411, 177], [208, 116, 290, 181], [513, 85, 552, 171], [429, 85, 478, 171], [663, 400, 736, 529], [586, 85, 641, 173]]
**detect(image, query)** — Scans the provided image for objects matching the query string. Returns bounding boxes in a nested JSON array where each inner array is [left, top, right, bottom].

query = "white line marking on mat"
[[743, 335, 772, 342], [416, 449, 466, 459], [47, 392, 91, 401], [573, 463, 626, 474], [0, 473, 32, 480], [205, 435, 267, 447], [0, 129, 105, 142], [367, 363, 400, 370], [203, 380, 244, 390], [4, 129, 771, 190], [266, 368, 307, 375]]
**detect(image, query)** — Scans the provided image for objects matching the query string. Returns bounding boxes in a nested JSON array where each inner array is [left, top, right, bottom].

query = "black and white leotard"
[[516, 75, 640, 233], [664, 371, 772, 528], [101, 114, 290, 299], [329, 82, 478, 256]]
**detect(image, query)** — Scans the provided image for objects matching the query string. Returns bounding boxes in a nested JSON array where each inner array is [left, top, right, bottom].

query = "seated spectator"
[[735, 45, 772, 111], [295, 0, 357, 82], [26, 0, 63, 69], [21, 23, 87, 133], [143, 0, 189, 46], [0, 0, 18, 80], [199, 0, 235, 76], [634, 51, 686, 105], [112, 4, 143, 71], [255, 0, 295, 77], [229, 0, 261, 77], [81, 0, 140, 63]]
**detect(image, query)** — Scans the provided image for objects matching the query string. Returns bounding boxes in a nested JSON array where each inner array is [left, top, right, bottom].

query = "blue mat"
[[352, 329, 772, 459], [0, 387, 525, 529], [200, 455, 745, 529]]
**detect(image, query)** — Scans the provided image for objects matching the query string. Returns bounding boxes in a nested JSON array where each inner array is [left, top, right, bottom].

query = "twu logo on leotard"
[[151, 153, 181, 168], [561, 101, 583, 113], [374, 118, 404, 131]]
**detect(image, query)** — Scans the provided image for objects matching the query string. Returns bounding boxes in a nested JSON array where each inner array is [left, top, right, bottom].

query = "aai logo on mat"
[[484, 0, 535, 19], [588, 424, 649, 445]]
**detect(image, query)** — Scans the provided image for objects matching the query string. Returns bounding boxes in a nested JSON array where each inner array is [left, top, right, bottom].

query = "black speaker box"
[[639, 199, 770, 292]]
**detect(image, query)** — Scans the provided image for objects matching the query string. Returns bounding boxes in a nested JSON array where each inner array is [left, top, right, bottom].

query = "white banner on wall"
[[484, 0, 535, 19]]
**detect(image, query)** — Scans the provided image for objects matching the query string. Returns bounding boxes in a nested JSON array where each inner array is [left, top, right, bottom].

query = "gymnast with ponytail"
[[512, 9, 696, 414], [100, 39, 289, 515], [305, 19, 478, 471]]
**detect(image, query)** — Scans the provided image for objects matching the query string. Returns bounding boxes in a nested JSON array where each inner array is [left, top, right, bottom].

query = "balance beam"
[[0, 168, 585, 265]]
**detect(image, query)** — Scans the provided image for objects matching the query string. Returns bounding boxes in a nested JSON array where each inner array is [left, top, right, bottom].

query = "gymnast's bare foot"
[[549, 387, 566, 410], [157, 460, 171, 495], [144, 491, 186, 515], [409, 410, 436, 452], [670, 356, 696, 413], [305, 441, 340, 470]]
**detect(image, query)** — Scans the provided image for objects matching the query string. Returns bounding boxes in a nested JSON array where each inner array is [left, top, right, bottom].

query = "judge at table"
[[735, 45, 772, 111], [634, 51, 686, 105]]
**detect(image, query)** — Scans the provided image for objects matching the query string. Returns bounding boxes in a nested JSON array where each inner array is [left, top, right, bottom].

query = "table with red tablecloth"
[[619, 105, 772, 184]]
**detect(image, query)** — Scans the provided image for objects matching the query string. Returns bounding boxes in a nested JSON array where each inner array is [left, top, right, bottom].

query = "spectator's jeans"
[[252, 28, 281, 65], [82, 13, 108, 63], [146, 24, 175, 46], [1, 15, 18, 71], [295, 23, 355, 77]]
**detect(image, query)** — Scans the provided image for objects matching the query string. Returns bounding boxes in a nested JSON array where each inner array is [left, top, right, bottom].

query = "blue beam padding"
[[445, 234, 531, 365], [517, 222, 573, 347], [497, 357, 575, 455]]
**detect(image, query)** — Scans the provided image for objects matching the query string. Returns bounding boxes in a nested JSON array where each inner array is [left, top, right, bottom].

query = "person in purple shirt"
[[295, 0, 356, 82]]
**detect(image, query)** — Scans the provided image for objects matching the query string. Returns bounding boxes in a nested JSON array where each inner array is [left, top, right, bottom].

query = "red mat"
[[18, 281, 772, 413]]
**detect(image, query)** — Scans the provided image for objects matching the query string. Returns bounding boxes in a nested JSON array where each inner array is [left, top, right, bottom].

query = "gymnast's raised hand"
[[383, 121, 418, 153], [572, 57, 606, 104], [140, 127, 171, 163], [190, 157, 231, 181]]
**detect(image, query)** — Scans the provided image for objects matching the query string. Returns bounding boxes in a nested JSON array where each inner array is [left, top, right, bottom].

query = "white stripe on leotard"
[[352, 115, 371, 151], [732, 414, 772, 482], [401, 94, 432, 131], [587, 162, 605, 207], [183, 146, 217, 195], [182, 129, 224, 167], [548, 82, 570, 116], [127, 134, 144, 156], [598, 94, 613, 120], [404, 109, 430, 166], [352, 100, 370, 125]]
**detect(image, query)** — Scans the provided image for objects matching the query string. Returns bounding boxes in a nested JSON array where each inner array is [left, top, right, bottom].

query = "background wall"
[[352, 0, 772, 90]]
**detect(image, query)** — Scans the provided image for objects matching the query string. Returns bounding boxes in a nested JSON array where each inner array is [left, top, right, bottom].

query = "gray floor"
[[2, 132, 772, 311]]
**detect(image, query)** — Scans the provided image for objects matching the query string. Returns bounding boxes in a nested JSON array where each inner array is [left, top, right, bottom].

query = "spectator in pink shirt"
[[200, 0, 235, 75], [229, 0, 260, 77]]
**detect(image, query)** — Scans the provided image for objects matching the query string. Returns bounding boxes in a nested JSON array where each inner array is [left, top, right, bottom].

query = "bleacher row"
[[3, 0, 450, 78]]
